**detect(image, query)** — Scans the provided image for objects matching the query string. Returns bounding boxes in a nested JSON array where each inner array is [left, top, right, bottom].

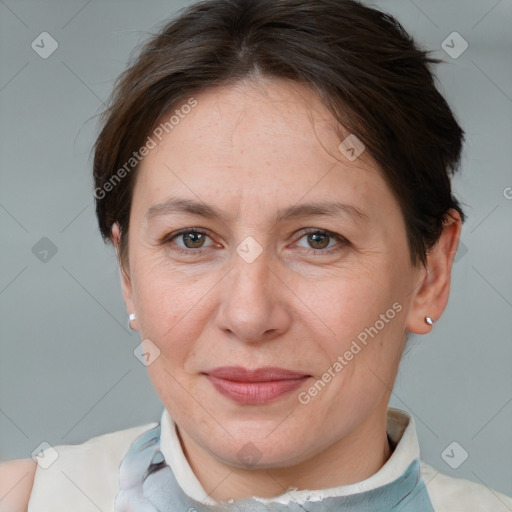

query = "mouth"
[[203, 366, 312, 405]]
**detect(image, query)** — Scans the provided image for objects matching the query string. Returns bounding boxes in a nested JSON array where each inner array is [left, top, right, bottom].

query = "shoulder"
[[26, 421, 157, 512], [0, 458, 37, 512], [421, 461, 512, 512]]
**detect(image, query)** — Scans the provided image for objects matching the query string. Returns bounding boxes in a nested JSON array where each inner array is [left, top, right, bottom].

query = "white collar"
[[158, 407, 420, 506]]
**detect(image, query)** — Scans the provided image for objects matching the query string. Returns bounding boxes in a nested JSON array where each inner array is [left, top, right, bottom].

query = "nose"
[[215, 246, 292, 344]]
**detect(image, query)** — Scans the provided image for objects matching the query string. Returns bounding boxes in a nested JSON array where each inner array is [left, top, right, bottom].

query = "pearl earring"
[[425, 316, 433, 326], [128, 313, 137, 331]]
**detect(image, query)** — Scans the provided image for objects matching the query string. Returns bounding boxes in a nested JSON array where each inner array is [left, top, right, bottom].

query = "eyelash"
[[162, 228, 349, 256]]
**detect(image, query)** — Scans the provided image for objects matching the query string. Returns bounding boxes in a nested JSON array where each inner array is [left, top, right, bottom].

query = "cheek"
[[132, 262, 212, 414], [298, 267, 389, 331], [297, 264, 407, 380], [132, 257, 223, 369]]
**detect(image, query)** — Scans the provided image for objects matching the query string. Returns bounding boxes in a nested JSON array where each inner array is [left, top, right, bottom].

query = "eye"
[[293, 229, 348, 254], [163, 228, 216, 254], [162, 227, 349, 257]]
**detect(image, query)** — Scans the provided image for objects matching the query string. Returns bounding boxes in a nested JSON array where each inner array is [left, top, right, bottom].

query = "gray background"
[[1, 0, 511, 500]]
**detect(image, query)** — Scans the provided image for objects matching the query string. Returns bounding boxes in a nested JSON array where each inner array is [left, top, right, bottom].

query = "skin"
[[112, 76, 461, 501], [0, 459, 36, 512]]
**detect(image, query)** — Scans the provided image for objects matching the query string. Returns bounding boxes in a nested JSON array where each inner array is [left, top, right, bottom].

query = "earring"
[[425, 316, 433, 326], [128, 313, 137, 331]]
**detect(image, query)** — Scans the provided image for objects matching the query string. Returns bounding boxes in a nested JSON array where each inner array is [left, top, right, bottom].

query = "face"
[[116, 77, 433, 469]]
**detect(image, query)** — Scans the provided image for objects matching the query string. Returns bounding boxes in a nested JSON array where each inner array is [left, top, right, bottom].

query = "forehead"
[[132, 78, 398, 225]]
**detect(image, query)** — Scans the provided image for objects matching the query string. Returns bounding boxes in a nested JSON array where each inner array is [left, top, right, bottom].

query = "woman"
[[2, 0, 511, 510]]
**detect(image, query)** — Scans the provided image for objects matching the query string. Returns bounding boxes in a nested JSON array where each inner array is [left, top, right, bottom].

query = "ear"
[[406, 209, 462, 335], [112, 223, 138, 331]]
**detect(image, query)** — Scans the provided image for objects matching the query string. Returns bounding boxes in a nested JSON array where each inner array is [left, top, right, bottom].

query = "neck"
[[177, 404, 393, 502]]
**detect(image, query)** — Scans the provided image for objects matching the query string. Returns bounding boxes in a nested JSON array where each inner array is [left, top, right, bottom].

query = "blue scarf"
[[114, 424, 435, 511]]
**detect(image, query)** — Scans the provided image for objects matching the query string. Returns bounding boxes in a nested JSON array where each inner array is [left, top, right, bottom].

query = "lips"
[[204, 366, 311, 404], [206, 366, 309, 381]]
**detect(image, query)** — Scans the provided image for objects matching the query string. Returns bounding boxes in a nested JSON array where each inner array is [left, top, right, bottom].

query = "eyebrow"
[[145, 197, 369, 225]]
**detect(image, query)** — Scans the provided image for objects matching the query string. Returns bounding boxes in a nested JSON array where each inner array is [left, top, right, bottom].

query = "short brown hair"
[[93, 0, 466, 271]]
